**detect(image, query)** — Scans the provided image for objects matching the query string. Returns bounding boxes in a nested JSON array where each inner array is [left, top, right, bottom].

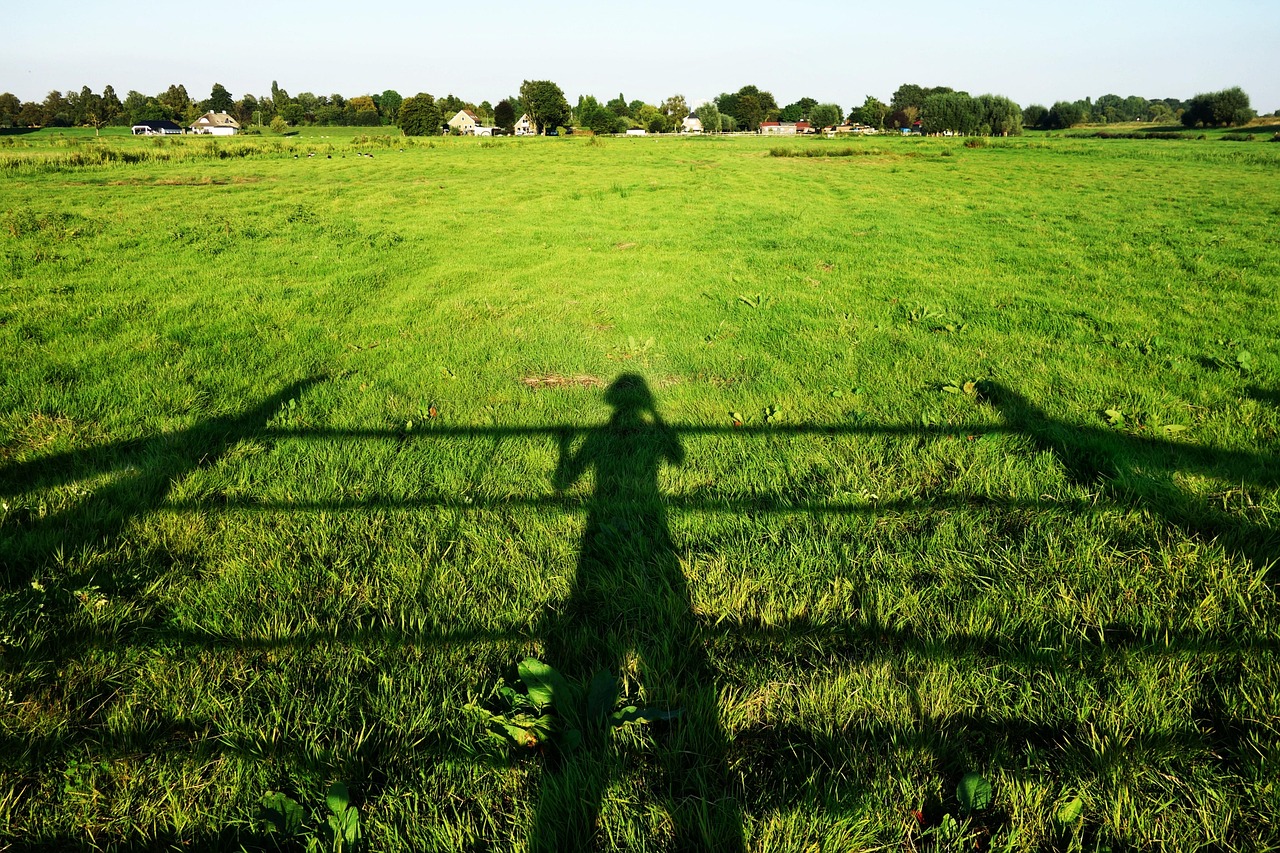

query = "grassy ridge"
[[1, 129, 1278, 850]]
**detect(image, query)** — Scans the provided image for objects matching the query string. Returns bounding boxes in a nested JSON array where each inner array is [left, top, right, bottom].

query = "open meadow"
[[1, 126, 1279, 850]]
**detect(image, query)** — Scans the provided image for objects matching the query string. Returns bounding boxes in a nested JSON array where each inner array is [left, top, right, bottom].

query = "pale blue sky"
[[5, 0, 1278, 112]]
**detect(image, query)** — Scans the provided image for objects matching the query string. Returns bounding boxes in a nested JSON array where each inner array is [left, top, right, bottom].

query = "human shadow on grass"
[[531, 373, 743, 852], [4, 375, 1280, 846]]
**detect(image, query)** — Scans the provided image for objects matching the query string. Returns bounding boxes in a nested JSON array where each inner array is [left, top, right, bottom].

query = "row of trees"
[[1023, 87, 1257, 130], [0, 83, 415, 131], [2, 80, 1263, 135]]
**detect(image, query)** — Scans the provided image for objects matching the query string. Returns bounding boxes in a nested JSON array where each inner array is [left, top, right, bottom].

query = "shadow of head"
[[604, 373, 655, 415]]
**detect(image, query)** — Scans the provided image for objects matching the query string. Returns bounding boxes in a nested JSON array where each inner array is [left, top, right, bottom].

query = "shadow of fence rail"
[[1, 376, 1277, 848]]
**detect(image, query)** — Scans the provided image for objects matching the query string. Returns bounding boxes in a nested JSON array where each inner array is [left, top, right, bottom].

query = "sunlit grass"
[[1, 129, 1278, 850]]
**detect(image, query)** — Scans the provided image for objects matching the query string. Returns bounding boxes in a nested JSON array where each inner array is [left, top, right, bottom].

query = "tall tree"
[[42, 91, 70, 126], [922, 91, 979, 134], [1148, 102, 1174, 124], [738, 94, 764, 131], [436, 94, 469, 118], [1047, 100, 1084, 129], [100, 85, 124, 125], [349, 95, 380, 126], [17, 101, 45, 127], [695, 101, 721, 133], [519, 80, 570, 134], [854, 95, 889, 129], [0, 92, 20, 127], [494, 98, 516, 133], [890, 83, 926, 113], [81, 88, 117, 135], [809, 103, 842, 129], [780, 97, 818, 122], [974, 94, 1022, 135], [576, 95, 621, 134], [398, 92, 442, 136], [233, 93, 259, 127], [607, 93, 630, 117], [379, 90, 403, 125], [157, 84, 191, 120], [661, 94, 689, 122], [715, 91, 741, 122], [1022, 104, 1049, 129], [208, 83, 233, 112]]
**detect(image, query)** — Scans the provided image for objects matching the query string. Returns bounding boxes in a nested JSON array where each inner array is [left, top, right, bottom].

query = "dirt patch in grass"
[[521, 374, 606, 389]]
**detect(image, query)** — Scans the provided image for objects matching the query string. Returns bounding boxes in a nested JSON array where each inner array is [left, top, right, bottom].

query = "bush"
[[269, 116, 288, 134]]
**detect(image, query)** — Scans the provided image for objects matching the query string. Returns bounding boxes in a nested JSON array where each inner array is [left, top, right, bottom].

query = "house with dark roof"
[[131, 120, 184, 136], [190, 111, 241, 136]]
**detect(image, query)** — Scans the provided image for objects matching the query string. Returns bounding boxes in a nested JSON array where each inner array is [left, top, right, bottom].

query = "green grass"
[[2, 129, 1279, 851]]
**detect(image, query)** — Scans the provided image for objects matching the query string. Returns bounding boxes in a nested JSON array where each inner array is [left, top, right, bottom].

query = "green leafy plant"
[[468, 658, 681, 756], [942, 380, 981, 397], [256, 784, 361, 852], [1056, 795, 1084, 825], [319, 782, 362, 853], [258, 791, 305, 837], [957, 771, 993, 813]]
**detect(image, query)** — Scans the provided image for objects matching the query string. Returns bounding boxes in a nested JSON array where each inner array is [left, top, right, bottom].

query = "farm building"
[[828, 123, 879, 136], [514, 114, 535, 135], [448, 109, 480, 134], [759, 121, 795, 135], [131, 120, 184, 135], [681, 116, 703, 133], [189, 111, 240, 136]]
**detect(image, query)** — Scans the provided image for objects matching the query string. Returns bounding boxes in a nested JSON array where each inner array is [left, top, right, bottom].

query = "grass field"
[[2, 125, 1278, 851]]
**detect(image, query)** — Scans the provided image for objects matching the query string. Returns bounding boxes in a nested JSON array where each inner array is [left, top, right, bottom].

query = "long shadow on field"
[[988, 383, 1279, 582], [531, 374, 742, 852], [0, 379, 319, 579], [3, 376, 1279, 847], [0, 379, 321, 764]]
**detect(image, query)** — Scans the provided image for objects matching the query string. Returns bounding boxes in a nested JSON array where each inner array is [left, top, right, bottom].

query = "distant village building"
[[759, 121, 795, 135], [681, 116, 703, 134], [189, 111, 240, 136], [131, 120, 184, 136], [759, 121, 816, 136], [513, 113, 535, 135], [448, 109, 480, 134]]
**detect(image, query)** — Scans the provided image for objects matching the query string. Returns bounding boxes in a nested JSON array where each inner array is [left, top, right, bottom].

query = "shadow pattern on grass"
[[1, 375, 1278, 848]]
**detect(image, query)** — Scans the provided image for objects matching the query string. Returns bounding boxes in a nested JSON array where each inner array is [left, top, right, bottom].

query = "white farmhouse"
[[514, 113, 535, 135], [681, 116, 703, 134], [190, 111, 240, 136]]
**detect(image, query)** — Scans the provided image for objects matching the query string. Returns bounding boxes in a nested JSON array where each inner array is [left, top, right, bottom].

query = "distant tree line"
[[0, 83, 417, 132], [1021, 87, 1258, 131], [0, 80, 1264, 136]]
